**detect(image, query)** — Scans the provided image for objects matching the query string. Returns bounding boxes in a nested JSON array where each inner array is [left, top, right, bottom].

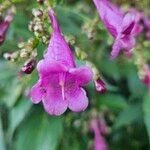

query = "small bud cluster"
[[3, 38, 38, 62], [75, 47, 88, 60], [133, 45, 150, 93], [82, 17, 98, 40], [3, 38, 38, 74], [0, 0, 11, 15], [29, 8, 49, 44]]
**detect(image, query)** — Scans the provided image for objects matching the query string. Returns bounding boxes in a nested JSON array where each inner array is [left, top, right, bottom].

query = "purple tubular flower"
[[94, 78, 106, 93], [0, 9, 14, 45], [30, 9, 93, 116], [93, 0, 136, 59], [91, 119, 108, 150]]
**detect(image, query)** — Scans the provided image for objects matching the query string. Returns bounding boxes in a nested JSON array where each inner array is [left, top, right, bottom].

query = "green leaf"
[[127, 71, 146, 96], [15, 110, 63, 150], [143, 94, 150, 142], [2, 79, 23, 107], [113, 104, 142, 129], [99, 59, 120, 81], [0, 116, 6, 150], [8, 98, 32, 138], [99, 94, 128, 111]]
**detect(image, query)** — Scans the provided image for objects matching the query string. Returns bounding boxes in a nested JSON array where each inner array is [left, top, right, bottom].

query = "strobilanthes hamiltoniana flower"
[[93, 0, 137, 59], [0, 8, 14, 45], [30, 9, 93, 116], [91, 118, 108, 150]]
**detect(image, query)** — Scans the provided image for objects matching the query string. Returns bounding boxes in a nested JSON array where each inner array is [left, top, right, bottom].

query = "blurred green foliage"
[[0, 0, 150, 150]]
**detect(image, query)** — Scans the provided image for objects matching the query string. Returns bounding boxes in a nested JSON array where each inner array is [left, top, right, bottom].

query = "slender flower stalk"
[[93, 0, 137, 59], [30, 8, 93, 116]]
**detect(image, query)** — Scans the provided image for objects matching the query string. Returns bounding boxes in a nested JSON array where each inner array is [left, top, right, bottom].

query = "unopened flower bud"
[[18, 42, 25, 48], [11, 51, 19, 61], [33, 24, 43, 32], [3, 52, 12, 60], [21, 59, 36, 74], [141, 65, 150, 91], [37, 0, 45, 4], [75, 48, 88, 60], [32, 9, 43, 18], [20, 49, 29, 58], [94, 78, 106, 93]]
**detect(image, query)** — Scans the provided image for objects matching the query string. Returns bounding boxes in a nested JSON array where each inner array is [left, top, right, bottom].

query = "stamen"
[[59, 73, 66, 100]]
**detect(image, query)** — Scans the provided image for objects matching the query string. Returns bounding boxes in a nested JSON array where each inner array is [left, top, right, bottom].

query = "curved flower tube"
[[91, 118, 108, 150]]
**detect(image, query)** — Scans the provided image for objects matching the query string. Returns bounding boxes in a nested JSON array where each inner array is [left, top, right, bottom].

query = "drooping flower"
[[94, 78, 106, 93], [91, 118, 108, 150], [93, 0, 136, 59], [30, 9, 93, 116], [0, 8, 14, 45]]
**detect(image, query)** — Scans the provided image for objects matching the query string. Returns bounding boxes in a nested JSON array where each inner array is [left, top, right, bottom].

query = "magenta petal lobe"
[[30, 82, 43, 104], [68, 88, 88, 112]]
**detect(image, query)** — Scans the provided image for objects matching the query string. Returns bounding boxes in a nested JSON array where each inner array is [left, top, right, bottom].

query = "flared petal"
[[93, 0, 123, 37], [69, 66, 93, 86], [67, 87, 88, 112], [42, 85, 68, 116], [121, 13, 135, 35], [37, 60, 67, 77], [30, 81, 43, 104], [132, 24, 143, 36]]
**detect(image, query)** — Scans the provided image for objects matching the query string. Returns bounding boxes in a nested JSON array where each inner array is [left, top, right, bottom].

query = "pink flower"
[[146, 31, 150, 40], [144, 17, 150, 40], [93, 0, 136, 59], [94, 78, 106, 93], [91, 118, 108, 150], [144, 17, 150, 30], [142, 65, 150, 92], [0, 9, 14, 45], [30, 9, 93, 116]]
